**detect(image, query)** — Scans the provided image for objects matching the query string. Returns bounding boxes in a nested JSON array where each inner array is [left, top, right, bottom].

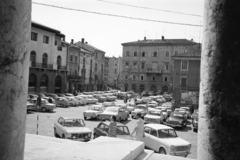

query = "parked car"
[[83, 105, 105, 120], [75, 96, 87, 106], [155, 106, 168, 121], [103, 94, 117, 102], [102, 102, 116, 108], [28, 94, 38, 100], [30, 98, 56, 112], [93, 94, 107, 102], [142, 124, 191, 157], [180, 107, 191, 118], [174, 108, 187, 114], [116, 92, 127, 99], [98, 106, 129, 121], [26, 101, 37, 112], [191, 109, 199, 119], [54, 117, 92, 142], [93, 121, 133, 140], [165, 112, 188, 128], [126, 103, 135, 114], [144, 109, 164, 124], [131, 104, 148, 119]]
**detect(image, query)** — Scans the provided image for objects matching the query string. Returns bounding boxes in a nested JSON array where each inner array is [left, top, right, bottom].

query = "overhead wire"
[[32, 2, 203, 27], [96, 0, 202, 17]]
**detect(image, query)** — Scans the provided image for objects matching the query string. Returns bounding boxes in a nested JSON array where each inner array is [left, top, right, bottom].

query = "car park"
[[144, 109, 164, 124], [98, 106, 129, 121], [93, 121, 133, 140], [93, 94, 107, 102], [54, 117, 92, 142], [142, 124, 191, 157], [165, 112, 188, 128], [180, 107, 191, 118], [83, 105, 105, 120], [30, 98, 56, 112], [155, 106, 168, 121], [131, 104, 148, 119], [102, 102, 116, 108]]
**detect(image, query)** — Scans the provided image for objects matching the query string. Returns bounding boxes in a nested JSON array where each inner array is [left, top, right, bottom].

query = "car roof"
[[61, 117, 83, 120], [145, 124, 173, 130], [101, 121, 127, 127], [172, 111, 185, 115]]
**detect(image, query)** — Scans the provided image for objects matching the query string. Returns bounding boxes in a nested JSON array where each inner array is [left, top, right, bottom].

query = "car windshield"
[[63, 119, 84, 127], [89, 106, 101, 111], [105, 108, 118, 112], [116, 126, 130, 135], [148, 110, 161, 116], [157, 129, 177, 138], [136, 106, 147, 110], [171, 113, 184, 119]]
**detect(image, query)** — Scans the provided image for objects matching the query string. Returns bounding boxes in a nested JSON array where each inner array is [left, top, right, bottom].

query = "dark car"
[[93, 121, 133, 140], [165, 112, 188, 128]]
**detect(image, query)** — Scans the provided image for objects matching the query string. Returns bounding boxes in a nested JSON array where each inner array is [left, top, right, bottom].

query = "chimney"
[[81, 38, 84, 43], [144, 36, 146, 40], [71, 39, 74, 44], [191, 38, 193, 41], [85, 42, 88, 44], [162, 36, 164, 40]]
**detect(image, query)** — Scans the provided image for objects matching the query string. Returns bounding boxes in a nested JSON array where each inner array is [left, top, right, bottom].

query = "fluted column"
[[0, 0, 31, 159], [198, 0, 240, 159]]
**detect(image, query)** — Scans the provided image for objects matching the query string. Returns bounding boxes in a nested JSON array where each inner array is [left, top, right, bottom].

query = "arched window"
[[28, 74, 36, 93], [42, 53, 48, 68], [55, 75, 61, 93], [150, 85, 157, 91], [30, 51, 36, 67], [140, 85, 145, 93], [162, 86, 169, 93], [83, 57, 86, 65], [57, 56, 61, 69], [40, 74, 48, 92], [124, 84, 128, 92], [132, 84, 136, 92], [75, 55, 78, 63]]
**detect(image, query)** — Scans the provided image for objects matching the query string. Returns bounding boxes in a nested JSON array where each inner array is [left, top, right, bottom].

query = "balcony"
[[67, 75, 82, 81], [30, 62, 53, 69], [146, 68, 162, 74]]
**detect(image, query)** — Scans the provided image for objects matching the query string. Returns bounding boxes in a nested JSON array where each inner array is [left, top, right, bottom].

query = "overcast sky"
[[32, 0, 204, 57]]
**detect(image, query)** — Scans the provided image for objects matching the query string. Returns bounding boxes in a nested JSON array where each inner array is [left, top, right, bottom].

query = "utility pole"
[[0, 0, 31, 159]]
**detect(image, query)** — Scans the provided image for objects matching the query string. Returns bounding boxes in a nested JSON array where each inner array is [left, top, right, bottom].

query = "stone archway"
[[162, 86, 168, 93], [139, 85, 145, 93], [55, 75, 62, 93], [132, 84, 137, 92], [150, 85, 157, 91], [40, 74, 48, 93], [28, 73, 36, 93]]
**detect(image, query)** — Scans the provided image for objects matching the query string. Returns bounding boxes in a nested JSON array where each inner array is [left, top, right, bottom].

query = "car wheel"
[[60, 103, 64, 108], [159, 147, 166, 154], [131, 115, 134, 119], [41, 107, 47, 112], [54, 128, 59, 137], [62, 134, 65, 139]]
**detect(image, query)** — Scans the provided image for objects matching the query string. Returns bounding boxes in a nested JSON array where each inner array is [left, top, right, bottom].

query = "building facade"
[[76, 38, 105, 91], [107, 56, 122, 87], [29, 21, 67, 94], [172, 45, 201, 108], [120, 36, 198, 94]]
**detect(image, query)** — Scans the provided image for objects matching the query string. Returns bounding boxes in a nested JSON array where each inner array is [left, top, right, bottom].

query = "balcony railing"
[[146, 68, 162, 73], [67, 75, 82, 81], [30, 62, 67, 71], [57, 65, 67, 70]]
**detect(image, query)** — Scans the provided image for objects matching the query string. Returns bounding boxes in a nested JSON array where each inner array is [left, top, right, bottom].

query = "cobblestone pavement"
[[26, 99, 197, 159]]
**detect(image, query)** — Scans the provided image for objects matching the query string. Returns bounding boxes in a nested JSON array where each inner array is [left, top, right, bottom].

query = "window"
[[181, 61, 188, 70], [134, 51, 138, 57], [125, 62, 129, 67], [164, 76, 168, 82], [31, 32, 37, 41], [141, 62, 145, 69], [133, 75, 136, 80], [57, 56, 61, 69], [126, 51, 130, 57], [125, 75, 128, 80], [165, 63, 169, 70], [42, 53, 48, 68], [150, 129, 158, 137], [152, 76, 156, 81], [55, 40, 57, 46], [166, 51, 169, 57], [30, 51, 36, 67], [141, 51, 145, 57], [75, 56, 77, 63], [153, 51, 157, 57], [144, 127, 151, 134], [70, 55, 73, 62], [43, 35, 49, 44], [152, 62, 157, 69], [115, 69, 117, 73], [95, 63, 97, 71], [133, 62, 137, 69], [140, 75, 145, 81], [181, 77, 187, 87], [174, 51, 178, 55]]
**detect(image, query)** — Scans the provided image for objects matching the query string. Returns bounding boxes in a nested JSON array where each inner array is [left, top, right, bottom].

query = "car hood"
[[99, 112, 118, 116], [145, 115, 160, 119], [158, 137, 190, 146], [84, 110, 99, 113], [65, 127, 91, 133]]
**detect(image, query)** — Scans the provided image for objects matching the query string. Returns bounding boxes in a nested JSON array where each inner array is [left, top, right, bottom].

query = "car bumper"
[[169, 151, 190, 157]]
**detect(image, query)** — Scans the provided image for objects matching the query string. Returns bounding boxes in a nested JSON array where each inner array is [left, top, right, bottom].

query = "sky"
[[32, 0, 204, 57]]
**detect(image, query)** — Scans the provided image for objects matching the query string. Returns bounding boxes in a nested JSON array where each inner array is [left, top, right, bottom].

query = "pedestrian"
[[131, 113, 145, 141], [108, 115, 117, 137], [37, 95, 41, 109]]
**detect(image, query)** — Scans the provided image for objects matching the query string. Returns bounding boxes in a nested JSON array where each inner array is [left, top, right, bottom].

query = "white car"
[[180, 107, 191, 118], [144, 109, 164, 124], [155, 106, 168, 121], [75, 96, 87, 105], [142, 124, 191, 157], [83, 105, 105, 120], [54, 117, 92, 142]]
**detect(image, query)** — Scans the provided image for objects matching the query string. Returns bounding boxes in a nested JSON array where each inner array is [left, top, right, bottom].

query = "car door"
[[148, 128, 160, 152], [55, 117, 64, 136], [142, 127, 152, 148]]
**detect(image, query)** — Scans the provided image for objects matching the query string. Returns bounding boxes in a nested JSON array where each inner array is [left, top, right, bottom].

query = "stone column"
[[0, 0, 31, 159], [198, 0, 240, 159]]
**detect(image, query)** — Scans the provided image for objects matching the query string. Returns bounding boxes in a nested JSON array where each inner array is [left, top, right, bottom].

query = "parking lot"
[[26, 99, 198, 159]]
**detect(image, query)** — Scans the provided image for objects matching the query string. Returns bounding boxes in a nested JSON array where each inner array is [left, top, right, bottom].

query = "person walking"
[[108, 115, 117, 137], [131, 113, 145, 141]]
